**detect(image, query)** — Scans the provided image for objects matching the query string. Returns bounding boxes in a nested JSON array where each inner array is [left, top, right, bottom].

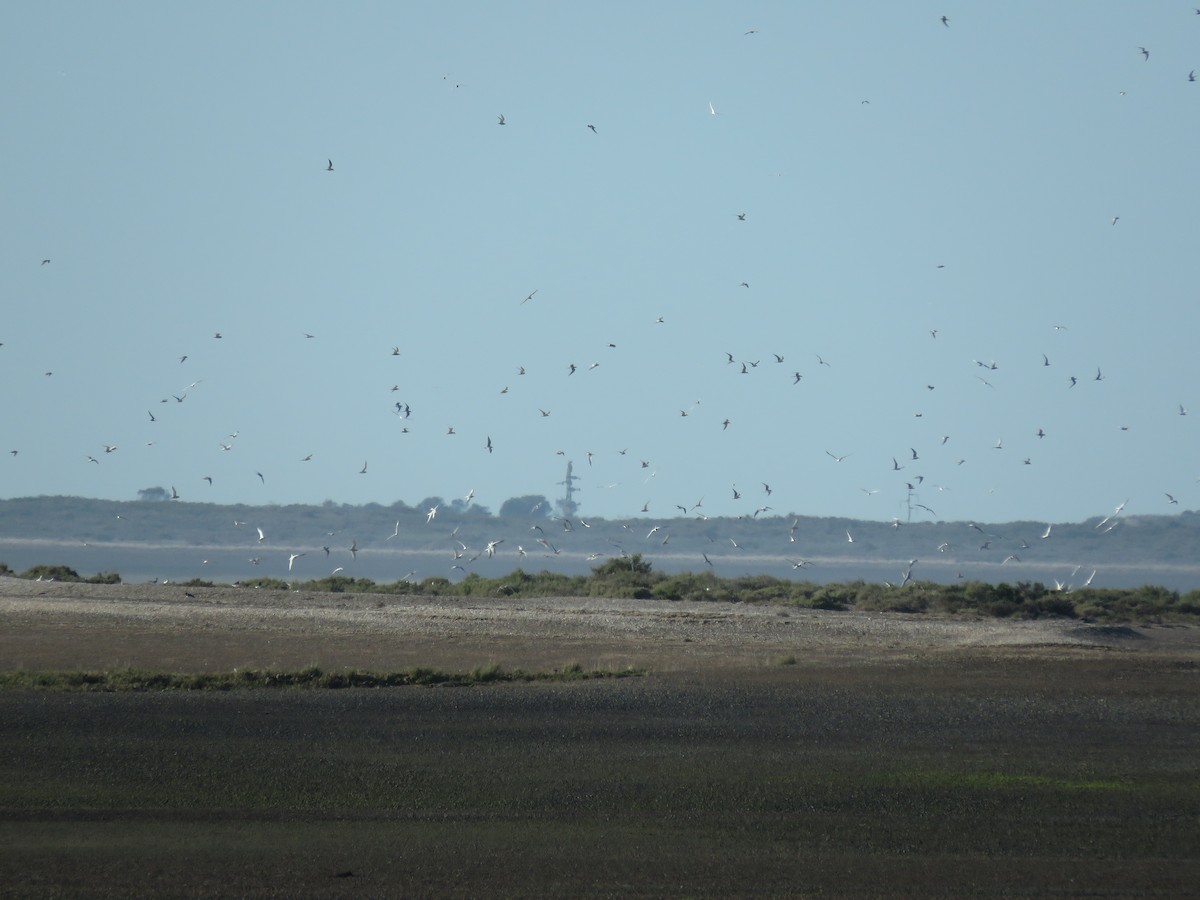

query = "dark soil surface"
[[1, 580, 1197, 898]]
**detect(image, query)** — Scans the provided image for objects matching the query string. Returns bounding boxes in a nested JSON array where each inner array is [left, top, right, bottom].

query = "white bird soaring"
[[484, 539, 504, 558], [288, 552, 306, 572]]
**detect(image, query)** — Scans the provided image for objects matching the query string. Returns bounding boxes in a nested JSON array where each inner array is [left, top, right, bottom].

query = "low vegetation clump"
[[13, 564, 121, 584], [5, 555, 1200, 623], [0, 663, 645, 692]]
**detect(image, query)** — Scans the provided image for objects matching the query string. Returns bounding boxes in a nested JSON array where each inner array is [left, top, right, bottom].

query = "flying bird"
[[359, 461, 368, 474], [288, 552, 306, 572], [1139, 47, 1149, 60], [326, 159, 333, 171], [497, 114, 506, 125], [587, 124, 597, 133], [256, 527, 265, 543], [941, 15, 950, 27]]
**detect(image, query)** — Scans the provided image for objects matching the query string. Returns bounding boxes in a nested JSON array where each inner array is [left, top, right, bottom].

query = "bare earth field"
[[1, 578, 1198, 898]]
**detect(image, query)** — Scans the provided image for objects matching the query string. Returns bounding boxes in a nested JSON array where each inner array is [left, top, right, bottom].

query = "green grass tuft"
[[0, 664, 647, 692]]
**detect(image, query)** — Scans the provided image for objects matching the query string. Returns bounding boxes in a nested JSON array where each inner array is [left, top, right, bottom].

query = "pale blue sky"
[[4, 1, 1198, 526]]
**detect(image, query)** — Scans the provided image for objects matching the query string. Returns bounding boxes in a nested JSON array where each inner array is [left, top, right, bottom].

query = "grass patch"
[[0, 663, 646, 692], [9, 555, 1200, 622], [893, 769, 1136, 792]]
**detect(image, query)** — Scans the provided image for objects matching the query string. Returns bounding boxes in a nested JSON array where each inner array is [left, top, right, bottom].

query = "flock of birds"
[[9, 15, 1199, 590]]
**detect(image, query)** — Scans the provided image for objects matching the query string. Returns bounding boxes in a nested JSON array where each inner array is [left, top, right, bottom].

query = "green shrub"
[[236, 577, 290, 591], [21, 564, 83, 582]]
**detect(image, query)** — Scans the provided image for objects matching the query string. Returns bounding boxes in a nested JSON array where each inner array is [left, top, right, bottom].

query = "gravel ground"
[[2, 577, 1199, 898], [1, 576, 1196, 673]]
